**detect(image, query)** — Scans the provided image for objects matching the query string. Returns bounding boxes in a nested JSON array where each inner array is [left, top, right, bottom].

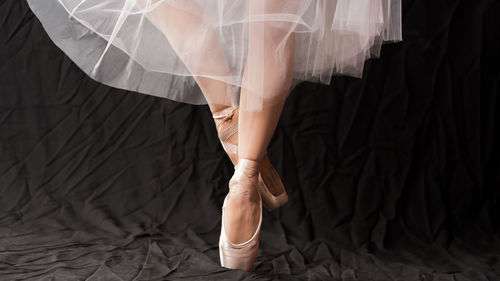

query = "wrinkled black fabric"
[[1, 0, 499, 280]]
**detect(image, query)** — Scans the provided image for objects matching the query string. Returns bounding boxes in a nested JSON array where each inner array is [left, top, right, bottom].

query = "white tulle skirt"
[[27, 0, 402, 111]]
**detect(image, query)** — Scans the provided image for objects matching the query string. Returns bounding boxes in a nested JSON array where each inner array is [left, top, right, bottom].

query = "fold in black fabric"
[[0, 0, 499, 280]]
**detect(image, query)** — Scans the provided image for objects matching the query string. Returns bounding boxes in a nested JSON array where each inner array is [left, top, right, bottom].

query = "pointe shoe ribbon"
[[212, 107, 288, 211], [213, 106, 239, 156]]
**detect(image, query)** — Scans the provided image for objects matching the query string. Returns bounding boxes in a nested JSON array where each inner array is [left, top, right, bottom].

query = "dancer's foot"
[[213, 106, 288, 211], [222, 159, 261, 244]]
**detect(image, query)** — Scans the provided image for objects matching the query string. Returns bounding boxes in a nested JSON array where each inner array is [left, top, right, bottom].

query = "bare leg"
[[223, 1, 297, 243], [137, 0, 235, 114], [141, 0, 297, 244]]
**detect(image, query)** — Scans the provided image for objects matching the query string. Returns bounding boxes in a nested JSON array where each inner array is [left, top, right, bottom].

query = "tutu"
[[27, 0, 402, 111]]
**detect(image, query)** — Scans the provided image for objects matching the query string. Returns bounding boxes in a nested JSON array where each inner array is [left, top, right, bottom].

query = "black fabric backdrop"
[[1, 0, 499, 280]]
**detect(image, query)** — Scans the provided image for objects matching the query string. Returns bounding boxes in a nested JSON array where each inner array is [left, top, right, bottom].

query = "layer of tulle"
[[27, 0, 402, 111]]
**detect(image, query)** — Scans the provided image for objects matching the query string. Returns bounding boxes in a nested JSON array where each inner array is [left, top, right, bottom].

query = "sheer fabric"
[[27, 0, 402, 111]]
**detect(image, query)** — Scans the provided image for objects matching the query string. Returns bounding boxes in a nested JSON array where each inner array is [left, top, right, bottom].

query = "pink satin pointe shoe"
[[219, 159, 263, 271], [213, 106, 288, 211]]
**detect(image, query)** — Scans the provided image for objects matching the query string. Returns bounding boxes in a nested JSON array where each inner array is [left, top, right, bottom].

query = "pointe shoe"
[[212, 106, 288, 211], [219, 159, 263, 271]]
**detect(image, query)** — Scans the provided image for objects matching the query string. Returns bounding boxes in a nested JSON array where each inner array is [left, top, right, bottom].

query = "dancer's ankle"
[[210, 104, 234, 116], [229, 159, 259, 193], [237, 153, 264, 164], [235, 159, 260, 176]]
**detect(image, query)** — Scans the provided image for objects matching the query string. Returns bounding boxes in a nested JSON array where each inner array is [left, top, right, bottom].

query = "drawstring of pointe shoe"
[[229, 159, 260, 196]]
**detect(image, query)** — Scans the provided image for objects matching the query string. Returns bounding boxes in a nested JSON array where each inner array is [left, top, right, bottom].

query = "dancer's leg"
[[137, 0, 235, 114], [223, 1, 297, 243], [239, 0, 297, 162]]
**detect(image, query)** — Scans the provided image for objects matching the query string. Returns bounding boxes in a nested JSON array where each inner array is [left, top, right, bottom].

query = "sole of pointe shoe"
[[257, 179, 288, 212], [258, 155, 288, 211]]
